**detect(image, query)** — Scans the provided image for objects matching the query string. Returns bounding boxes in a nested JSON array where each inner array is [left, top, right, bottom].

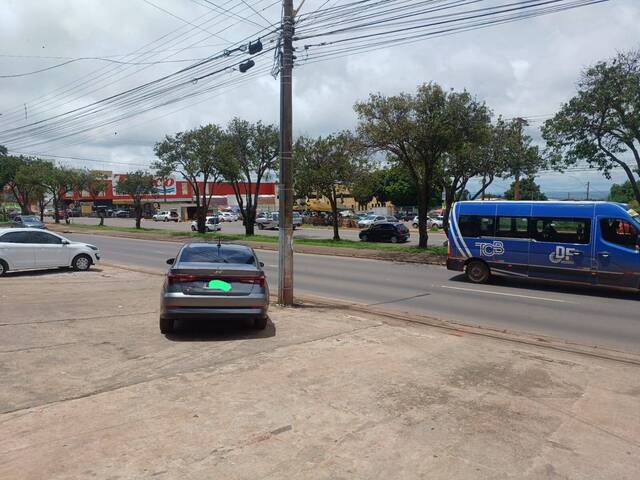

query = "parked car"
[[256, 212, 301, 230], [160, 242, 269, 333], [218, 212, 238, 222], [66, 207, 82, 217], [153, 211, 180, 222], [412, 216, 435, 229], [0, 228, 100, 276], [113, 209, 130, 218], [359, 222, 410, 243], [12, 215, 46, 229], [357, 215, 398, 228], [191, 216, 221, 232]]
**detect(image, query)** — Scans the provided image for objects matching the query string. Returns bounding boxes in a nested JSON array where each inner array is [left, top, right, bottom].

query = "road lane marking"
[[440, 285, 574, 304]]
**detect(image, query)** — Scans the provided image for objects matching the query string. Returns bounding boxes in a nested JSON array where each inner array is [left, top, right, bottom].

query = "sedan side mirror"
[[259, 261, 265, 267], [61, 239, 70, 245], [166, 258, 175, 265]]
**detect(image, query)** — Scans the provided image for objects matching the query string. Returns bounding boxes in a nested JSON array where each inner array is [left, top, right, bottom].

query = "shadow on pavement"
[[448, 272, 639, 301], [165, 318, 276, 342], [2, 267, 104, 278]]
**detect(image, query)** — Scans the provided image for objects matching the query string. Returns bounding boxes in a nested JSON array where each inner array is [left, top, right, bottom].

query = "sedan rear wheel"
[[160, 317, 174, 334], [258, 223, 264, 230], [390, 236, 398, 243], [361, 234, 369, 242], [254, 317, 268, 330], [191, 225, 197, 231]]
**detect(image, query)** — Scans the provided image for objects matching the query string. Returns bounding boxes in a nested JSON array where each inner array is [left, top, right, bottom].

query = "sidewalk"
[[0, 266, 638, 479]]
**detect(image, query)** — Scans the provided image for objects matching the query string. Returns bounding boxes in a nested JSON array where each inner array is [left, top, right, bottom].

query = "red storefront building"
[[65, 172, 277, 219]]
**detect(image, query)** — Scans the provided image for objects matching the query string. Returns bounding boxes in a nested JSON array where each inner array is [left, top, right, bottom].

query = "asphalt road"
[[63, 217, 449, 246], [65, 232, 640, 353]]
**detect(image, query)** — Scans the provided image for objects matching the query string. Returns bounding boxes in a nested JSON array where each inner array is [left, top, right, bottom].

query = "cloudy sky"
[[1, 0, 639, 199]]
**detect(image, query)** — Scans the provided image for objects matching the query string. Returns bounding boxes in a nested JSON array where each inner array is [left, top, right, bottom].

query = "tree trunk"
[[99, 213, 105, 227], [329, 196, 340, 241], [514, 173, 521, 201], [135, 203, 142, 229], [53, 198, 60, 224], [443, 187, 455, 236], [417, 188, 429, 248], [245, 206, 256, 236]]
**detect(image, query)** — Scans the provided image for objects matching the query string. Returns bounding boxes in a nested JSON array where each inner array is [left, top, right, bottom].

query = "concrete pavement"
[[66, 233, 640, 352], [1, 266, 638, 479]]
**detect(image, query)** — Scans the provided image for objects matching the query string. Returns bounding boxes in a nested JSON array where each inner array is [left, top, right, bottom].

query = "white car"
[[0, 228, 100, 276], [190, 216, 221, 232], [153, 211, 179, 222], [357, 215, 397, 228], [412, 216, 434, 229], [218, 212, 238, 222]]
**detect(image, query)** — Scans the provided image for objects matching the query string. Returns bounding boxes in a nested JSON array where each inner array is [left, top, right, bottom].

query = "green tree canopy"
[[355, 82, 490, 248], [114, 171, 155, 229], [295, 131, 365, 240], [503, 177, 547, 201], [608, 181, 636, 203], [222, 118, 279, 236], [542, 48, 640, 203]]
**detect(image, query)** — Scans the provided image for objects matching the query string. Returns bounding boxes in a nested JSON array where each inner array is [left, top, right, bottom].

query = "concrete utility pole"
[[513, 117, 529, 201], [278, 0, 294, 306], [586, 181, 590, 200]]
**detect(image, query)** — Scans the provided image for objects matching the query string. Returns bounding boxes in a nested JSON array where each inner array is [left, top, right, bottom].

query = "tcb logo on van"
[[475, 241, 505, 257], [549, 246, 580, 264]]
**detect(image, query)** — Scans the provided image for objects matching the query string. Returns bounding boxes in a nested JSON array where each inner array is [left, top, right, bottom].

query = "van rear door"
[[594, 216, 640, 289]]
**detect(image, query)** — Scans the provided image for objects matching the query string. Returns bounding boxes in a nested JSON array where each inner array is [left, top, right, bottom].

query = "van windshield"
[[627, 209, 640, 228]]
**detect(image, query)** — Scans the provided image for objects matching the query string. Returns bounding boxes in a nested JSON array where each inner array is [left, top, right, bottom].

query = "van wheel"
[[466, 260, 490, 284], [72, 254, 92, 271], [254, 316, 268, 330], [160, 317, 174, 334], [0, 260, 8, 277]]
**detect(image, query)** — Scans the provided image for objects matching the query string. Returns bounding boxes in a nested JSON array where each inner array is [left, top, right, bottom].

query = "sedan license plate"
[[206, 279, 232, 292]]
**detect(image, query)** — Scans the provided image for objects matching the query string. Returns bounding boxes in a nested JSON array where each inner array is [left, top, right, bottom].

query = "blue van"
[[447, 201, 640, 289]]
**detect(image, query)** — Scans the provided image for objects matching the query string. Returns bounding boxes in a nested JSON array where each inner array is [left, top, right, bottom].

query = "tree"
[[355, 82, 490, 247], [222, 118, 279, 235], [78, 170, 108, 226], [542, 49, 640, 203], [295, 131, 365, 240], [154, 124, 230, 234], [608, 180, 636, 203], [1, 155, 40, 214], [470, 118, 518, 200], [37, 164, 82, 224], [503, 177, 547, 200], [350, 170, 378, 209], [114, 171, 155, 228]]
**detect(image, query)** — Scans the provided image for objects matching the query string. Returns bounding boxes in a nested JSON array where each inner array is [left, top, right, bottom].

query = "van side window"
[[532, 218, 591, 244], [495, 216, 529, 239], [459, 215, 495, 238], [600, 219, 638, 248]]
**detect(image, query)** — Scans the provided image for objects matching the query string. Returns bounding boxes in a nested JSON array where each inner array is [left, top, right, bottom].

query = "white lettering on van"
[[549, 246, 579, 264], [475, 241, 505, 257]]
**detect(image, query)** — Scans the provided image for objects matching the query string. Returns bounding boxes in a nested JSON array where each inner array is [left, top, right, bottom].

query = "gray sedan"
[[12, 215, 46, 229], [159, 242, 269, 334]]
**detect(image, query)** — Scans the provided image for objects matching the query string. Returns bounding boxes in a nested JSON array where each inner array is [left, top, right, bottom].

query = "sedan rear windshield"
[[21, 216, 39, 221], [179, 245, 256, 264]]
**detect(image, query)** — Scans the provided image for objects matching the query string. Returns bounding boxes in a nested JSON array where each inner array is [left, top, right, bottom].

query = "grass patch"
[[58, 222, 446, 255]]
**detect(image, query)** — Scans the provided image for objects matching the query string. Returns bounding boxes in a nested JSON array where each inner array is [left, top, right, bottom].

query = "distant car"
[[113, 210, 129, 218], [0, 228, 100, 276], [359, 222, 410, 243], [191, 216, 221, 232], [160, 242, 269, 334], [218, 212, 238, 222], [12, 215, 46, 229], [66, 207, 82, 217], [412, 216, 435, 229], [153, 211, 179, 222], [256, 212, 300, 230], [357, 215, 398, 228]]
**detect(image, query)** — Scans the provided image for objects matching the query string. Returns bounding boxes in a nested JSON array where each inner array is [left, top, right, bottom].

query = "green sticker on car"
[[207, 279, 232, 292]]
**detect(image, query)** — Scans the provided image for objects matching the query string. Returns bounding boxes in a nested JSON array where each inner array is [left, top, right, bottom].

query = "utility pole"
[[513, 117, 529, 201], [586, 181, 590, 200], [278, 0, 294, 306]]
